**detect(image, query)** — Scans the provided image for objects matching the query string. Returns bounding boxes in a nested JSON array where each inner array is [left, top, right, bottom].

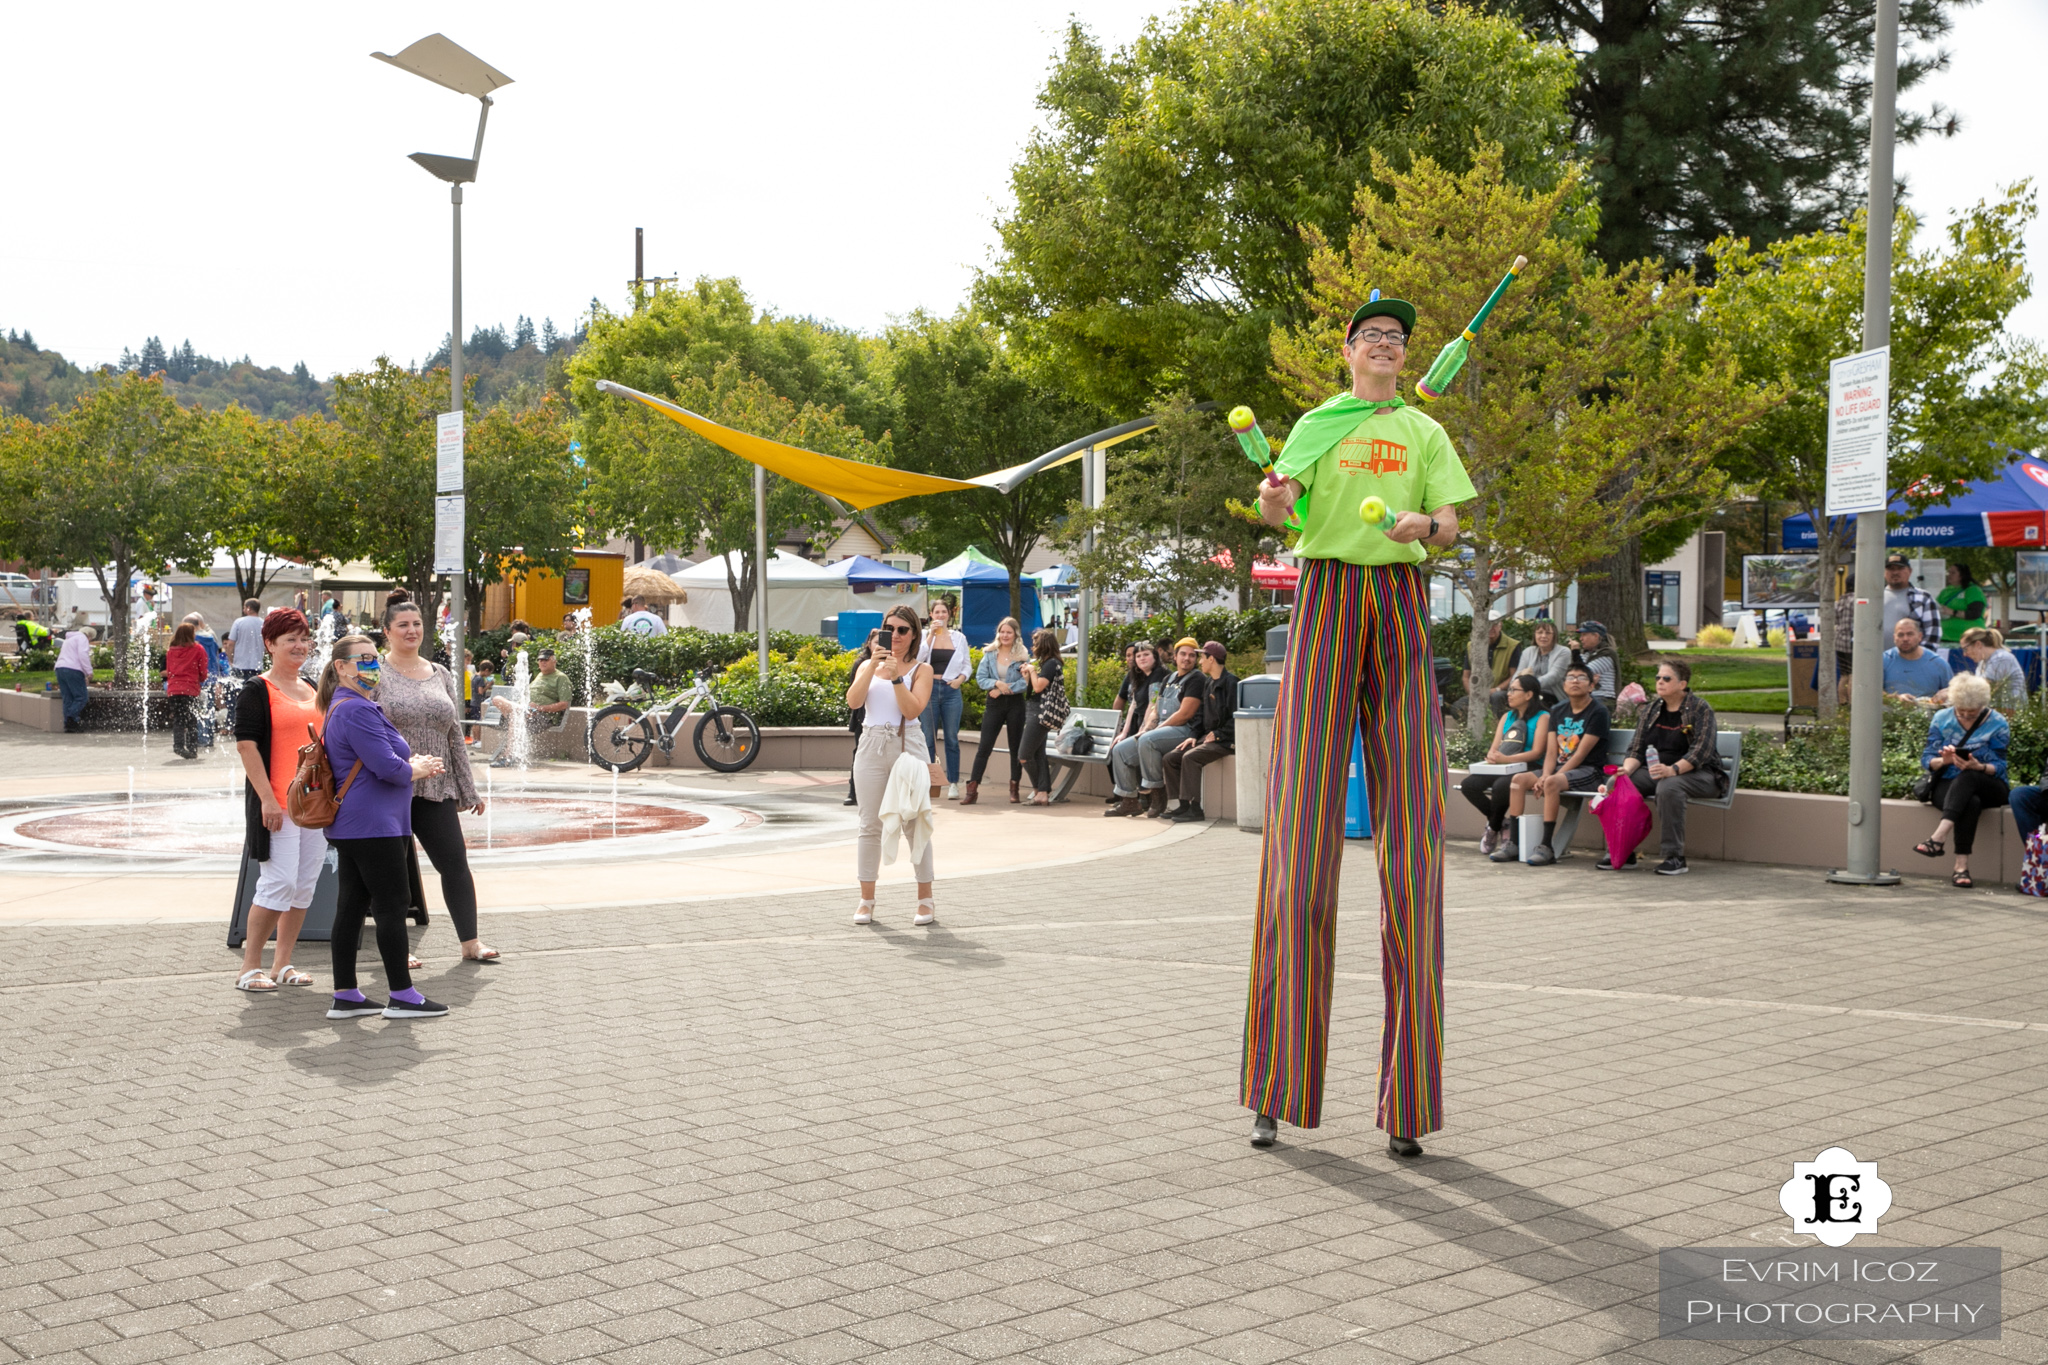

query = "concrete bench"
[[1045, 707, 1122, 804], [1547, 728, 1743, 859]]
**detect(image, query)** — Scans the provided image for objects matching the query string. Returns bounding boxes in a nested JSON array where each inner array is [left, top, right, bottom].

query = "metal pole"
[[1833, 0, 1900, 886], [755, 464, 770, 685], [1077, 446, 1094, 702], [448, 183, 465, 676]]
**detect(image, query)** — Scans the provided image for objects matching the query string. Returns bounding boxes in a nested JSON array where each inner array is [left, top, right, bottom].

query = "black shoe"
[[382, 996, 449, 1020], [1250, 1114, 1277, 1148], [1170, 804, 1206, 823], [326, 996, 385, 1019], [1595, 853, 1639, 871], [842, 795, 858, 806], [1388, 1135, 1424, 1159], [1655, 855, 1689, 876]]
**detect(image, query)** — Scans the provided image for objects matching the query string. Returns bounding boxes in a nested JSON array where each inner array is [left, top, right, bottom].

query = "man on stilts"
[[1241, 294, 1475, 1158]]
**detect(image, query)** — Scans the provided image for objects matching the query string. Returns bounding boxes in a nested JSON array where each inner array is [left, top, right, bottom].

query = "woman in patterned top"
[[378, 592, 498, 964]]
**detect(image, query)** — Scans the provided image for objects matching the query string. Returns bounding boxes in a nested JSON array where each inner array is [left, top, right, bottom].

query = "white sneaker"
[[1479, 827, 1499, 855], [945, 783, 959, 801], [913, 898, 936, 926], [853, 900, 874, 925]]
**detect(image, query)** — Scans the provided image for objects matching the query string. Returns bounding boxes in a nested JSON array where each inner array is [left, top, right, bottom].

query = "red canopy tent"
[[1210, 550, 1299, 589]]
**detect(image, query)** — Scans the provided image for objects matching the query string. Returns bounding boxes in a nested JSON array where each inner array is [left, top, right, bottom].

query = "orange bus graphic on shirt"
[[1336, 433, 1409, 476]]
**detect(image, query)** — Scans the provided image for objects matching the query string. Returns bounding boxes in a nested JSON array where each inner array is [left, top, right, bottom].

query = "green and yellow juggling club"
[[1414, 254, 1528, 402], [1228, 405, 1284, 486], [1358, 495, 1398, 532]]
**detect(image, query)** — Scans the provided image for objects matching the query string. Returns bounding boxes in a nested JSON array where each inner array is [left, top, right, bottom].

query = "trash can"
[[836, 611, 883, 651], [1265, 624, 1289, 668], [1344, 730, 1373, 840], [1233, 673, 1282, 832]]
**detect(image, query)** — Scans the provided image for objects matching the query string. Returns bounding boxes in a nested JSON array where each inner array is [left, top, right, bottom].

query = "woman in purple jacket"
[[317, 635, 450, 1021]]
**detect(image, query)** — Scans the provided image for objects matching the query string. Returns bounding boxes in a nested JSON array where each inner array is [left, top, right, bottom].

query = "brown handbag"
[[286, 722, 362, 829]]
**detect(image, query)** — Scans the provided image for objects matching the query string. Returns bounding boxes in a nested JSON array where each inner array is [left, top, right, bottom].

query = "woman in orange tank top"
[[230, 610, 325, 992]]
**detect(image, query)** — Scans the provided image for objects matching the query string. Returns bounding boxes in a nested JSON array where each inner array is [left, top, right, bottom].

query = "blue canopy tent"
[[1782, 456, 2048, 550], [924, 550, 1042, 646], [817, 556, 928, 648], [824, 555, 926, 589]]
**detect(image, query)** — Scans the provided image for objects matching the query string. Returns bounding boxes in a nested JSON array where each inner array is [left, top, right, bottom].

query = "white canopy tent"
[[671, 551, 846, 635]]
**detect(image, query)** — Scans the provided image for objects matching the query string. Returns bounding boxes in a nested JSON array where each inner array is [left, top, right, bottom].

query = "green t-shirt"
[[1276, 398, 1477, 566], [1937, 584, 1986, 642], [529, 668, 571, 723]]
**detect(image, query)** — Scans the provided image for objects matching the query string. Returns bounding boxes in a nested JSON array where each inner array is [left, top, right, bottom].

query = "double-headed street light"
[[372, 33, 513, 678]]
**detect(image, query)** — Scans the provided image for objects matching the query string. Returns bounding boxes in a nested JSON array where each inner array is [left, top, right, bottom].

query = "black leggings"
[[330, 836, 415, 992], [411, 796, 478, 941], [1019, 706, 1054, 792], [170, 695, 200, 754], [1459, 772, 1515, 830], [1933, 769, 2009, 855], [970, 692, 1026, 784]]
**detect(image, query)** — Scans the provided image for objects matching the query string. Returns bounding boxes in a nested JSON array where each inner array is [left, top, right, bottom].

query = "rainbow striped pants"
[[1240, 559, 1444, 1135]]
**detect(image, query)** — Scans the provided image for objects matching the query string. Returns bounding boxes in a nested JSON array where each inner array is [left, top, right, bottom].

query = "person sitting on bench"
[[1503, 663, 1610, 865], [1598, 658, 1724, 876]]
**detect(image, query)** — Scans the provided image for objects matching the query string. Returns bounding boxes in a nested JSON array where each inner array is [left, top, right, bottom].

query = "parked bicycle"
[[588, 668, 761, 773]]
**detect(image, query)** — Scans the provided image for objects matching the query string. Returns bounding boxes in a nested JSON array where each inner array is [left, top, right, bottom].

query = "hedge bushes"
[[1090, 607, 1290, 659]]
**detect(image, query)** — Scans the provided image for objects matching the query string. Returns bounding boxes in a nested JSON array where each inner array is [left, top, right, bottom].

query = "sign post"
[[434, 411, 465, 660]]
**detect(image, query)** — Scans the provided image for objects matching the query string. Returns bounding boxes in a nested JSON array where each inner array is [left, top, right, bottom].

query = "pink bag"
[[1592, 772, 1653, 867]]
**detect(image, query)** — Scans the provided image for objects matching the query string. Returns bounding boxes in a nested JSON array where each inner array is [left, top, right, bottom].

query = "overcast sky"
[[2, 0, 2038, 378]]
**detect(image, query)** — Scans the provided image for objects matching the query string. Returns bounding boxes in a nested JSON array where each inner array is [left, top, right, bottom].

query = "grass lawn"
[[1649, 649, 1787, 692], [1, 669, 120, 690], [1695, 689, 1789, 713]]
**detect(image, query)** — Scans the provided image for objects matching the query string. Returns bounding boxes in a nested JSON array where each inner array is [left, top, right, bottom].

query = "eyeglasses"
[[890, 625, 914, 636], [1349, 328, 1408, 347]]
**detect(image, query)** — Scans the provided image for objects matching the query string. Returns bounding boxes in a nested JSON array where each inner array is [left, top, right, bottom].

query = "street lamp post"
[[371, 33, 513, 680]]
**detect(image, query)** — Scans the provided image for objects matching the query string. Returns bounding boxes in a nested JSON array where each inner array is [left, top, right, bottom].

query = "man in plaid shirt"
[[1882, 555, 1943, 642]]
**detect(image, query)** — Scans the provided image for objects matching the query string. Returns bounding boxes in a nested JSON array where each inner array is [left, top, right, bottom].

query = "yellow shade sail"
[[596, 380, 1167, 510]]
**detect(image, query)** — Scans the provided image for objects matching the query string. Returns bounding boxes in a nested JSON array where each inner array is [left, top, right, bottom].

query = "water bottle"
[[1644, 746, 1660, 768]]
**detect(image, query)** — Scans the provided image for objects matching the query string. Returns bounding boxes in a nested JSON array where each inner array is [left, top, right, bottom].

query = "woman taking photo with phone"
[[231, 609, 321, 992], [964, 616, 1029, 805], [843, 604, 936, 926], [318, 635, 451, 1020], [920, 596, 969, 800], [378, 591, 498, 964], [1016, 628, 1065, 806]]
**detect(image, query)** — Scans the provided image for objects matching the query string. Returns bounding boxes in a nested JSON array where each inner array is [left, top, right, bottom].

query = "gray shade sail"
[[371, 34, 513, 99], [407, 152, 478, 184]]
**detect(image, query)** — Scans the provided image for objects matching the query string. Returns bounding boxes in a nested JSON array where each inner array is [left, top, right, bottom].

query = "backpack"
[[285, 722, 362, 829], [2021, 827, 2048, 898]]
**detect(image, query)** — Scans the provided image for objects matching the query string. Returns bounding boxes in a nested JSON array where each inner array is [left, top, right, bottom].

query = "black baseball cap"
[[536, 648, 556, 660], [1885, 555, 1909, 569]]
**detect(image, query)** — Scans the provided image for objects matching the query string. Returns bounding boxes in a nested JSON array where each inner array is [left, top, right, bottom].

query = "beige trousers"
[[854, 722, 935, 884]]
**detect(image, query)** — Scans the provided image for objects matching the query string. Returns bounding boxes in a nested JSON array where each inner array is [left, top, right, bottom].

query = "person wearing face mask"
[[230, 609, 323, 993], [317, 635, 451, 1020], [377, 591, 497, 965]]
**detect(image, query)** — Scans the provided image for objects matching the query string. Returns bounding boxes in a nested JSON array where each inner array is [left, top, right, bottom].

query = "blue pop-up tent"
[[820, 555, 926, 591], [924, 549, 1042, 646], [1782, 455, 2048, 550]]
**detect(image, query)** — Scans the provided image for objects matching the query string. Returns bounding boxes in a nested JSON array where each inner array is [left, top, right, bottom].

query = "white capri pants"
[[254, 811, 329, 911], [854, 722, 935, 884]]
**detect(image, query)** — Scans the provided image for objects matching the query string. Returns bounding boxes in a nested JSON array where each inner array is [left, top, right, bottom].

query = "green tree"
[[1055, 400, 1260, 633], [201, 406, 362, 602], [329, 359, 446, 616], [463, 398, 585, 632], [582, 362, 888, 629], [1271, 146, 1779, 734], [1483, 0, 1968, 271], [1703, 186, 2047, 717], [976, 0, 1575, 416], [879, 312, 1109, 617], [0, 375, 215, 683]]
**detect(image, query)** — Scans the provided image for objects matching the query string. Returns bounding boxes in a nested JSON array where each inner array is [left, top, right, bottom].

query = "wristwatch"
[[1428, 517, 1440, 540]]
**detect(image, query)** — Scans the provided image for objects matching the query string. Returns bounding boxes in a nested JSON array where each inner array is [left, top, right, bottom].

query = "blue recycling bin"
[[836, 610, 884, 651], [1344, 729, 1373, 839]]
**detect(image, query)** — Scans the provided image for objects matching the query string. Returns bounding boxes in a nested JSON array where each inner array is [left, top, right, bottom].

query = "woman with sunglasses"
[[317, 635, 450, 1019], [843, 604, 936, 926], [378, 591, 498, 964]]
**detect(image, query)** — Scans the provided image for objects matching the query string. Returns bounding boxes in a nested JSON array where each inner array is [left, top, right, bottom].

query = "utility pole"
[[629, 227, 677, 304], [1831, 0, 1902, 887]]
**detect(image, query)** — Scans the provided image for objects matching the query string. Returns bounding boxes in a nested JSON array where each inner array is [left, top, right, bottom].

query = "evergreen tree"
[[19, 331, 33, 352], [137, 337, 169, 377], [514, 315, 536, 350], [292, 361, 313, 383], [1484, 0, 1965, 272], [541, 319, 560, 354]]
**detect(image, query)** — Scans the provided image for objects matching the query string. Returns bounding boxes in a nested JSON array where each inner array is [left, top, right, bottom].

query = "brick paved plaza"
[[2, 754, 2046, 1364]]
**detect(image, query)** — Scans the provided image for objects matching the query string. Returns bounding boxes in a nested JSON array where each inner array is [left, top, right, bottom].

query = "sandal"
[[235, 969, 277, 992], [1951, 870, 1973, 888], [462, 945, 501, 963], [272, 965, 313, 986], [913, 898, 936, 927], [1914, 839, 1945, 859], [853, 899, 874, 926], [407, 954, 423, 971]]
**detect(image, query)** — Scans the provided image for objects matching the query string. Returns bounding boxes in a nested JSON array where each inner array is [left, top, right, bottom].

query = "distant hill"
[[0, 315, 583, 423]]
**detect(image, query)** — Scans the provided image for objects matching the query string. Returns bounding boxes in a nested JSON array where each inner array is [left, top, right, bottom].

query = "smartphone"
[[869, 629, 887, 651]]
